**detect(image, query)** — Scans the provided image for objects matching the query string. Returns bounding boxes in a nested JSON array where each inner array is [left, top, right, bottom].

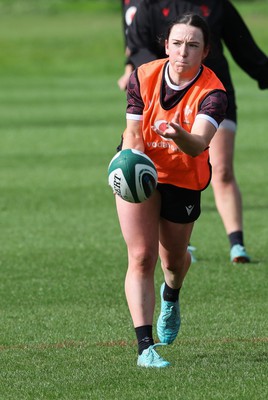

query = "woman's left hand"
[[152, 111, 182, 139]]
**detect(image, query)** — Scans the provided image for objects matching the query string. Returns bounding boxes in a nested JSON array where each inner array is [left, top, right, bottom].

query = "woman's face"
[[165, 23, 209, 81]]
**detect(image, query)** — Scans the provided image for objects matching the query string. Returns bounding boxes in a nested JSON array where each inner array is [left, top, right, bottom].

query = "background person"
[[118, 0, 142, 90], [114, 13, 227, 367], [118, 0, 268, 263]]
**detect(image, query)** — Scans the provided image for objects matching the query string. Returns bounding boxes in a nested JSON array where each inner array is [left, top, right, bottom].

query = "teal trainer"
[[137, 343, 170, 368], [230, 244, 250, 264], [188, 245, 197, 263], [157, 283, 180, 344]]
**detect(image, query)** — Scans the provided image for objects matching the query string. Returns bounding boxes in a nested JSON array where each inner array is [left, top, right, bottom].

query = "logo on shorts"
[[185, 205, 194, 216]]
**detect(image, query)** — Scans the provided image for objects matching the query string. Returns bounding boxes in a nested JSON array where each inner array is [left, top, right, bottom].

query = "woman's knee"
[[161, 251, 188, 273], [212, 162, 234, 184], [128, 247, 158, 272]]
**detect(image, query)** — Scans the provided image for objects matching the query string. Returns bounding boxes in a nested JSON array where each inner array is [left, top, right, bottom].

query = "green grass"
[[0, 1, 267, 399]]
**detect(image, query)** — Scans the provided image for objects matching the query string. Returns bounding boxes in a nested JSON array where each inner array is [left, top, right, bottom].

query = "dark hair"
[[166, 13, 210, 51]]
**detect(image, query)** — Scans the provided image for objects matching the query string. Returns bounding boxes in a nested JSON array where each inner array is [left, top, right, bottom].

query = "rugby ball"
[[108, 149, 157, 203]]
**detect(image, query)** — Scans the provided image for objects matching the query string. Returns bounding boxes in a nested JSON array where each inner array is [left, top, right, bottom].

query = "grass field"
[[0, 1, 267, 399]]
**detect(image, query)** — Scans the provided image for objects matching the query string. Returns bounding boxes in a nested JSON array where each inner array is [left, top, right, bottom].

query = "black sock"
[[163, 282, 181, 302], [135, 325, 154, 355], [228, 231, 244, 248]]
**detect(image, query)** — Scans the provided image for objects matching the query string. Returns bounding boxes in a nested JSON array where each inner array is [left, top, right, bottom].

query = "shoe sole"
[[232, 256, 250, 263], [137, 362, 170, 368]]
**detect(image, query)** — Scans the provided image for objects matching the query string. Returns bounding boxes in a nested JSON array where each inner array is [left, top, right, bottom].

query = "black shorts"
[[205, 56, 237, 123], [224, 87, 236, 123], [157, 183, 201, 224]]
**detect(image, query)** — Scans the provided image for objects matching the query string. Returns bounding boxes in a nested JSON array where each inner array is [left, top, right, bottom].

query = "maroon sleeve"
[[198, 90, 228, 126], [126, 70, 144, 116]]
